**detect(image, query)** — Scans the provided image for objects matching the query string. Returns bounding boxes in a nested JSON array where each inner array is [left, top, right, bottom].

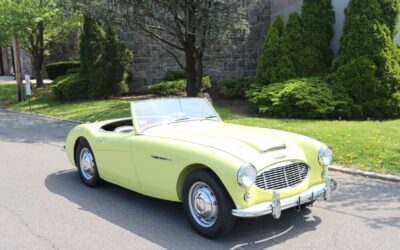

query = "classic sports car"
[[64, 97, 337, 238]]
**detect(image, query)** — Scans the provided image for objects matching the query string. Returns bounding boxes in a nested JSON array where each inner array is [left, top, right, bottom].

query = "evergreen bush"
[[53, 73, 88, 101], [148, 76, 211, 96], [219, 78, 256, 99], [247, 77, 338, 119], [45, 61, 80, 80], [279, 12, 303, 79], [301, 0, 335, 74], [256, 16, 284, 84], [330, 0, 400, 118], [91, 25, 133, 98]]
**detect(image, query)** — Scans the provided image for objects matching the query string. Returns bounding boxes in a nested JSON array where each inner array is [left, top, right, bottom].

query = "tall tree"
[[256, 16, 284, 84], [79, 16, 133, 98], [0, 0, 80, 88], [330, 0, 400, 118], [279, 12, 304, 79], [301, 0, 335, 75], [74, 0, 257, 97]]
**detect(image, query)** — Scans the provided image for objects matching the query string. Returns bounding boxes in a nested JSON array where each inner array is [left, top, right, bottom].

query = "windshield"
[[133, 98, 220, 132]]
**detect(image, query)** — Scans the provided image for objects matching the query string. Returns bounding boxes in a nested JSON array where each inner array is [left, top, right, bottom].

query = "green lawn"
[[2, 85, 399, 176], [0, 83, 18, 103]]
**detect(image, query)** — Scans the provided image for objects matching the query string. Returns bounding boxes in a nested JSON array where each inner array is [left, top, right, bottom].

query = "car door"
[[94, 131, 141, 192]]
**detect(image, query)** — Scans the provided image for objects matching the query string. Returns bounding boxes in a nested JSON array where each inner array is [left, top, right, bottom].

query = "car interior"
[[100, 119, 134, 133]]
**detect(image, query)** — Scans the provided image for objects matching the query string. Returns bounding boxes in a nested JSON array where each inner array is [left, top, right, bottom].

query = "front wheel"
[[182, 169, 236, 238], [75, 139, 102, 187]]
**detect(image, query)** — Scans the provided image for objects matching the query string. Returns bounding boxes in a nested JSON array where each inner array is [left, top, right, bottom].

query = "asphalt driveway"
[[0, 109, 399, 250]]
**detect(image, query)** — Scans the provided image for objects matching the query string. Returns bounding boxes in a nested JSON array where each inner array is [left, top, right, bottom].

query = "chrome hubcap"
[[188, 182, 218, 228], [79, 148, 95, 180]]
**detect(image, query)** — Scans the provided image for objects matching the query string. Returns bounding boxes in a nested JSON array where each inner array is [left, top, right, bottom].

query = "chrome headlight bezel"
[[319, 145, 333, 166], [237, 163, 257, 188]]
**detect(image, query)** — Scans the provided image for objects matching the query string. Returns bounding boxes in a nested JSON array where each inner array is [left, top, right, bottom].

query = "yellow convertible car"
[[64, 97, 337, 238]]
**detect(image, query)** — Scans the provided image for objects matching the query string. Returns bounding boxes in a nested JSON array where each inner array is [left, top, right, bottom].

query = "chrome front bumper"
[[232, 177, 337, 218]]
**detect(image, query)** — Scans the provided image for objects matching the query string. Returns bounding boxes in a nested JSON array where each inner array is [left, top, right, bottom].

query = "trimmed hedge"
[[219, 78, 255, 98], [163, 70, 186, 81], [247, 77, 339, 119], [148, 76, 211, 96], [53, 73, 88, 101], [46, 61, 80, 80]]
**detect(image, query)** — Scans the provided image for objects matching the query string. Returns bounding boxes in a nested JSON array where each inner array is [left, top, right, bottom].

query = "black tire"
[[75, 139, 102, 187], [182, 169, 236, 238]]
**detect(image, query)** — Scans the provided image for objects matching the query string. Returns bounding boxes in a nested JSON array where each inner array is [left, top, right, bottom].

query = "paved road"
[[0, 109, 399, 250]]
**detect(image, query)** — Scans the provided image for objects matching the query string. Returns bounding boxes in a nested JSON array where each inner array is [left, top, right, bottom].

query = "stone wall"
[[124, 1, 272, 92]]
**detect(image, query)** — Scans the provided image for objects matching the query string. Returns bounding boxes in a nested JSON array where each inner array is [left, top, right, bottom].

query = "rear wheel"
[[182, 169, 236, 238], [75, 139, 102, 187]]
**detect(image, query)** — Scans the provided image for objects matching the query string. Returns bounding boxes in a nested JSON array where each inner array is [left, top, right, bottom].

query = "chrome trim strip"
[[151, 155, 171, 161], [232, 178, 337, 218]]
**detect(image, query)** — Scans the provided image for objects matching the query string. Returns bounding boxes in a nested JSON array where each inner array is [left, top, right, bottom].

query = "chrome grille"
[[255, 162, 308, 190]]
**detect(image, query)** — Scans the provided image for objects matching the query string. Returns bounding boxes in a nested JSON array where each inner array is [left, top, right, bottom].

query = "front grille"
[[255, 162, 309, 190]]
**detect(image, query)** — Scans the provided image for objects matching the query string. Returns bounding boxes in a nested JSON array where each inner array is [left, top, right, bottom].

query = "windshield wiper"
[[171, 117, 189, 123], [204, 115, 217, 119]]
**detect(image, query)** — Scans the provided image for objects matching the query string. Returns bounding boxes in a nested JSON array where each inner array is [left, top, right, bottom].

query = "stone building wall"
[[124, 1, 272, 92]]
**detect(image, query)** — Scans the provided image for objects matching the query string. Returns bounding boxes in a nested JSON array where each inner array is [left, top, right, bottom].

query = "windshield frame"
[[131, 97, 221, 134]]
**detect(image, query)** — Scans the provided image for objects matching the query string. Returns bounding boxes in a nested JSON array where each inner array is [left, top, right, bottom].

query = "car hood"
[[143, 121, 310, 168]]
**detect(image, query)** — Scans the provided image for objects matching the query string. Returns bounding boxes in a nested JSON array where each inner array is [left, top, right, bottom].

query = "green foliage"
[[148, 80, 186, 96], [148, 76, 211, 96], [256, 16, 284, 84], [0, 0, 80, 85], [79, 16, 103, 80], [53, 73, 88, 101], [279, 12, 303, 79], [163, 70, 187, 81], [79, 17, 133, 98], [219, 78, 255, 98], [330, 0, 400, 118], [301, 0, 335, 74], [247, 77, 338, 119], [45, 61, 80, 80], [90, 25, 133, 98]]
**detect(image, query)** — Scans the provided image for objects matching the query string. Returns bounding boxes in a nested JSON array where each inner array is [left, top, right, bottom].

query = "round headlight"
[[237, 164, 257, 187], [319, 146, 333, 166]]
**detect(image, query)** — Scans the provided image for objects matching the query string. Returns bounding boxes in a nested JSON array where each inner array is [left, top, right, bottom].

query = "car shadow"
[[45, 169, 322, 249]]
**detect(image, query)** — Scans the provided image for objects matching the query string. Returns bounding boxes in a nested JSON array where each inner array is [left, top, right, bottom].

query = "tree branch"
[[141, 28, 184, 51]]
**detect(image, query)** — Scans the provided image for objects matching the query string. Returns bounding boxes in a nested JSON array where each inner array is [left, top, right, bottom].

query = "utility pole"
[[11, 30, 23, 102]]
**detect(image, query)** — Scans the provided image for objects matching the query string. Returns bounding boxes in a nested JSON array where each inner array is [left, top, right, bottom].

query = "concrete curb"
[[330, 165, 400, 183]]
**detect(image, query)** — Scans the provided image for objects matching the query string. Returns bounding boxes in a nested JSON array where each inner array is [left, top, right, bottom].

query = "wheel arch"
[[176, 164, 236, 208], [73, 136, 89, 166]]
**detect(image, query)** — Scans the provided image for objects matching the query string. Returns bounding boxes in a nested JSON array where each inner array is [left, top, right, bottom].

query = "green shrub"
[[330, 0, 400, 118], [45, 61, 80, 80], [89, 25, 133, 98], [256, 16, 284, 84], [280, 12, 303, 78], [301, 0, 335, 74], [65, 68, 80, 75], [163, 70, 186, 81], [148, 76, 211, 96], [219, 78, 255, 98], [247, 77, 338, 119], [148, 79, 186, 96], [53, 73, 88, 101]]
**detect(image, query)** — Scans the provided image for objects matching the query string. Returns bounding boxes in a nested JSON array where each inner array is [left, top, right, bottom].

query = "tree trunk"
[[184, 41, 203, 97], [185, 50, 198, 97], [31, 20, 45, 88], [33, 61, 44, 88]]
